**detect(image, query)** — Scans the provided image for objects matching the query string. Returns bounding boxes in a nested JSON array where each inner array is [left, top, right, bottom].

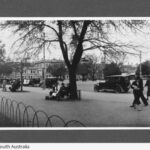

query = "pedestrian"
[[58, 83, 66, 98], [130, 76, 141, 109], [137, 75, 148, 106], [2, 77, 7, 92], [145, 75, 150, 100], [130, 75, 148, 109]]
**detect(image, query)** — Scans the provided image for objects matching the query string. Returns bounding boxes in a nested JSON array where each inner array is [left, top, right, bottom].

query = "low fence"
[[0, 96, 85, 127]]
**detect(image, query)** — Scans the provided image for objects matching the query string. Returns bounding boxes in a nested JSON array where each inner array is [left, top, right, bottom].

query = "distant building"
[[8, 59, 63, 79]]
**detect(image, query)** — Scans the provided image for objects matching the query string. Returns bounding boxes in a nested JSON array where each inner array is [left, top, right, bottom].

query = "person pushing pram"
[[9, 79, 21, 92]]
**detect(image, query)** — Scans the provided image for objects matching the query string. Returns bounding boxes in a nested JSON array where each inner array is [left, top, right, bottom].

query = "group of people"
[[130, 75, 150, 110], [0, 78, 21, 92], [48, 82, 70, 99]]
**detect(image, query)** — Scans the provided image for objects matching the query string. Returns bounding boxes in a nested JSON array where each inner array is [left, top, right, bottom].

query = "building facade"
[[8, 59, 63, 80]]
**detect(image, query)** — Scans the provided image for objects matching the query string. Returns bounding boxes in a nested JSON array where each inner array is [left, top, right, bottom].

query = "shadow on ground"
[[0, 114, 19, 127]]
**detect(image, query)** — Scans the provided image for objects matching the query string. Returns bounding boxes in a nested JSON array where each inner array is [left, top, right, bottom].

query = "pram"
[[9, 79, 21, 92]]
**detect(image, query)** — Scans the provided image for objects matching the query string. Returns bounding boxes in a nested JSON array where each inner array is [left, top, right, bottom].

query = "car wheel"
[[115, 85, 122, 93], [124, 88, 129, 93], [94, 85, 98, 92]]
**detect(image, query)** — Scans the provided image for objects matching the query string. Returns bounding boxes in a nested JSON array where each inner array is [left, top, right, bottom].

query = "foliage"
[[47, 62, 67, 79], [0, 20, 147, 99], [103, 63, 122, 77], [77, 54, 99, 80], [136, 60, 150, 75], [0, 62, 13, 76], [0, 41, 6, 62]]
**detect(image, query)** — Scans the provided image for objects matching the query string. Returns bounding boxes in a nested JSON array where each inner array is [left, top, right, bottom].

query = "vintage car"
[[45, 77, 58, 88], [29, 78, 41, 87], [94, 75, 131, 93], [23, 79, 30, 86], [40, 77, 58, 88]]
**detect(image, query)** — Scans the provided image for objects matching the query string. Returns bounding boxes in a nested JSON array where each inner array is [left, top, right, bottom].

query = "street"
[[0, 81, 150, 127]]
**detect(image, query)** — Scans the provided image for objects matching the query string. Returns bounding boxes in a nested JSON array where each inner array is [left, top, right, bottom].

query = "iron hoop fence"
[[0, 96, 85, 127]]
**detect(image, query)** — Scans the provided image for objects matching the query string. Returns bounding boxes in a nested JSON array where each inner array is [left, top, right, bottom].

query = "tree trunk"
[[20, 71, 23, 92], [20, 62, 23, 92], [69, 68, 78, 100]]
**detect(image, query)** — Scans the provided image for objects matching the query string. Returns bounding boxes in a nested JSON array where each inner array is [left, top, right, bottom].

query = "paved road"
[[0, 82, 150, 127]]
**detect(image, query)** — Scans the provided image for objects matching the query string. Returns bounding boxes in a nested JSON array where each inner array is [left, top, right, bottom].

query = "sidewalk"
[[1, 86, 150, 127]]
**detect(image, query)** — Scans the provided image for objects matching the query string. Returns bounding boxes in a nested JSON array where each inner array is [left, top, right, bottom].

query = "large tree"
[[1, 20, 146, 99]]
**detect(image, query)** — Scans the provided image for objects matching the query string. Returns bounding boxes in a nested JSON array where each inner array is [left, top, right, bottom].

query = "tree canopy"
[[47, 62, 67, 79], [103, 63, 122, 77], [0, 20, 147, 99], [136, 60, 150, 75]]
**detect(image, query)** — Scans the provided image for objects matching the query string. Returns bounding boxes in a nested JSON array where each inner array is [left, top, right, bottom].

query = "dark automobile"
[[40, 77, 58, 88], [29, 78, 41, 87], [23, 78, 41, 87], [94, 75, 131, 93]]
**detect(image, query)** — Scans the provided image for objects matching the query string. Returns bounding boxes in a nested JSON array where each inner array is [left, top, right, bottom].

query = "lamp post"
[[139, 50, 142, 78], [42, 32, 46, 89], [101, 51, 106, 79], [20, 56, 30, 92], [20, 60, 23, 91]]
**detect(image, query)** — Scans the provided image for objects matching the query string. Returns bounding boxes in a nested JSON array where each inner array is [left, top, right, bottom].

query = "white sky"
[[0, 19, 150, 65]]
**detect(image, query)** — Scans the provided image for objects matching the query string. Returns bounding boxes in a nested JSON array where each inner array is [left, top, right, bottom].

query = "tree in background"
[[1, 20, 147, 99], [0, 63, 13, 76], [47, 62, 67, 80], [0, 41, 5, 63], [77, 54, 99, 81], [77, 61, 89, 81], [0, 41, 12, 77], [136, 60, 150, 75], [103, 63, 121, 77], [84, 54, 99, 81]]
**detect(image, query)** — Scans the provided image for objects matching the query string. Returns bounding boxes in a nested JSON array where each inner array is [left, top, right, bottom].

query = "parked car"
[[23, 79, 30, 86], [29, 78, 41, 87], [94, 75, 131, 93], [40, 77, 58, 88]]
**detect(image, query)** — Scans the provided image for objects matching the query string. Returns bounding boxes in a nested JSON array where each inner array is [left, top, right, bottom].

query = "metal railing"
[[0, 96, 85, 127]]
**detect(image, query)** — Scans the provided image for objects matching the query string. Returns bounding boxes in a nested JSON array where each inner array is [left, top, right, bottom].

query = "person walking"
[[130, 77, 141, 110], [145, 76, 150, 100], [130, 75, 148, 109], [137, 75, 148, 106]]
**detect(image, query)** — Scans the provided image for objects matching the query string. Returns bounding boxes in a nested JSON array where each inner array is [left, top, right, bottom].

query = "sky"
[[0, 19, 150, 66]]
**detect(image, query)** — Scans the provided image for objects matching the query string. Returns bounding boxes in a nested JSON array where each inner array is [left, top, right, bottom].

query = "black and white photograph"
[[0, 19, 150, 128], [0, 0, 150, 145]]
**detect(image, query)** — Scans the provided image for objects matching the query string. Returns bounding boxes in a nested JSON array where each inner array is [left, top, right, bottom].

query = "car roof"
[[106, 74, 130, 78], [46, 77, 58, 79]]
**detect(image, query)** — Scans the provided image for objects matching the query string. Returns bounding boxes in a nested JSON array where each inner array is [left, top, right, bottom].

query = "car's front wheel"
[[94, 85, 99, 92], [115, 85, 122, 93]]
